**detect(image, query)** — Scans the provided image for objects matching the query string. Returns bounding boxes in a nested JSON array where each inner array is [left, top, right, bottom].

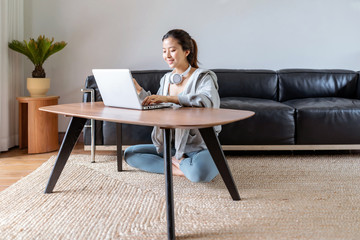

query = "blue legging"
[[124, 144, 219, 182]]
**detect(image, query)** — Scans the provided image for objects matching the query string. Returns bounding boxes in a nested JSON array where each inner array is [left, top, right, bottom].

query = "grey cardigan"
[[138, 68, 221, 159]]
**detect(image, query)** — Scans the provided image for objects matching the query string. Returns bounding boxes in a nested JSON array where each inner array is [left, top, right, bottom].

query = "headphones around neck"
[[169, 65, 192, 85]]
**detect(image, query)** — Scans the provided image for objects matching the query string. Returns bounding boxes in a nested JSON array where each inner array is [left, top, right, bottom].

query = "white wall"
[[24, 0, 360, 131]]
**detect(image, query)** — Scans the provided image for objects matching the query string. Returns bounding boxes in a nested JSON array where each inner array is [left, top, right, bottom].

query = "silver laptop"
[[92, 69, 172, 110]]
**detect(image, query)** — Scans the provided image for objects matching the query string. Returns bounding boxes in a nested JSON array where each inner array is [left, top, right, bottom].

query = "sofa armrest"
[[82, 75, 104, 145], [82, 75, 103, 103]]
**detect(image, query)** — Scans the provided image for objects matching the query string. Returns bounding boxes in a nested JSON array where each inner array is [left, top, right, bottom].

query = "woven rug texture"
[[0, 154, 360, 239]]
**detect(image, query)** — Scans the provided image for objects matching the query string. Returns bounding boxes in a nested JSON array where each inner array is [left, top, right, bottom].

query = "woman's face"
[[162, 37, 190, 69]]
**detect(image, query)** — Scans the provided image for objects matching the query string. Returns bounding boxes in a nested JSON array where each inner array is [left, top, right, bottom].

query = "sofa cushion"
[[284, 97, 360, 144], [214, 70, 278, 100], [278, 69, 358, 102], [220, 97, 295, 144]]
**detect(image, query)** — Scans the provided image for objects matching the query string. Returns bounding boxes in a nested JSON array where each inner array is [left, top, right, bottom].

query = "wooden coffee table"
[[40, 102, 254, 240]]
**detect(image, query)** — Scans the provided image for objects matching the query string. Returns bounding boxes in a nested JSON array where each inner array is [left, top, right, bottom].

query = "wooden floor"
[[0, 142, 115, 192]]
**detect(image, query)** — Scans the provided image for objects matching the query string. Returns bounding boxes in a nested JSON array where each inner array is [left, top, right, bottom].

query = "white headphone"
[[169, 65, 192, 84]]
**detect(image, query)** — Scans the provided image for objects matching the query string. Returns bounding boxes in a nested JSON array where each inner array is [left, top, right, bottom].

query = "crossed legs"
[[124, 144, 219, 183]]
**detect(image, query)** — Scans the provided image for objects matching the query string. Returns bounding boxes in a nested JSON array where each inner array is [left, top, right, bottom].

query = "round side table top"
[[17, 96, 60, 102]]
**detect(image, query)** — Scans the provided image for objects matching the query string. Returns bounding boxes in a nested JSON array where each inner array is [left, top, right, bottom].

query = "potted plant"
[[8, 35, 67, 97]]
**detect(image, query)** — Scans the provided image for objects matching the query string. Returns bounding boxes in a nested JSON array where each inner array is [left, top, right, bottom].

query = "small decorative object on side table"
[[17, 96, 59, 154]]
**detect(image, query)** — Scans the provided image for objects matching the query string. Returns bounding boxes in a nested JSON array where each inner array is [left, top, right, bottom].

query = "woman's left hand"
[[142, 95, 168, 105]]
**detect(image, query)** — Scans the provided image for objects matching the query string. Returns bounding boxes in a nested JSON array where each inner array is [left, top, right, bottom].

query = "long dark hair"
[[162, 29, 199, 68]]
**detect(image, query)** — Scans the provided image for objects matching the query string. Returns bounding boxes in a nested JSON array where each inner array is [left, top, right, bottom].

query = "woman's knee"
[[185, 167, 218, 182], [124, 144, 156, 159], [124, 144, 165, 174], [125, 145, 148, 165], [181, 150, 218, 183], [186, 172, 211, 183], [124, 147, 137, 166], [124, 146, 136, 164], [124, 145, 135, 157]]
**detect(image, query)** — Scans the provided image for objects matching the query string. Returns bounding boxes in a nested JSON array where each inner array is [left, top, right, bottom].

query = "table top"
[[40, 102, 255, 129]]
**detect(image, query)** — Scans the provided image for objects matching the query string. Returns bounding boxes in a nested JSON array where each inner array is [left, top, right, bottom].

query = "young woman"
[[124, 29, 221, 182]]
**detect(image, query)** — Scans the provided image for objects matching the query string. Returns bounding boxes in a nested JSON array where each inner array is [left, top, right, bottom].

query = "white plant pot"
[[27, 78, 50, 97]]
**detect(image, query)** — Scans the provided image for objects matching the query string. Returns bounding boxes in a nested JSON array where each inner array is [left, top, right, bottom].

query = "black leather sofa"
[[83, 69, 360, 151]]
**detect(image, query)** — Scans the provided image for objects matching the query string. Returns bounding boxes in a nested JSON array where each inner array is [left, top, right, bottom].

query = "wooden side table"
[[17, 96, 59, 154]]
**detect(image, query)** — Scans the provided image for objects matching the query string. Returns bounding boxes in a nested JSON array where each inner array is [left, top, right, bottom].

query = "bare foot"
[[172, 156, 185, 176], [172, 166, 184, 176]]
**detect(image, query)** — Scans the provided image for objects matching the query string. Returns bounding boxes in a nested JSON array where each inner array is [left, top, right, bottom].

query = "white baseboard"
[[84, 145, 127, 151]]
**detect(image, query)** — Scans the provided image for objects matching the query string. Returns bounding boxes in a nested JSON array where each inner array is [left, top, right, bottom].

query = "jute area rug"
[[1, 154, 360, 240]]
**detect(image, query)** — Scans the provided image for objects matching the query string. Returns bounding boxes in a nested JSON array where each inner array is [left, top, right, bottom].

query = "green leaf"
[[26, 38, 41, 65], [8, 35, 67, 76], [8, 40, 35, 64], [43, 41, 67, 62]]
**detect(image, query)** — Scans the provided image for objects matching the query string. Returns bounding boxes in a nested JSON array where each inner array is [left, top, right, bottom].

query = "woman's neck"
[[174, 63, 190, 74]]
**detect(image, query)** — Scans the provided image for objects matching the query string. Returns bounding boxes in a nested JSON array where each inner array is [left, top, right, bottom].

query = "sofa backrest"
[[84, 69, 360, 103], [214, 69, 278, 100], [278, 69, 358, 102]]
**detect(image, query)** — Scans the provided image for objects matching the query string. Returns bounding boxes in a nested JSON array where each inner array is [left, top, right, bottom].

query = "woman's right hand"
[[133, 78, 142, 94]]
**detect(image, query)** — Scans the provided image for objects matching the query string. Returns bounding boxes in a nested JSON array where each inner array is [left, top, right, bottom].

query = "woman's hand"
[[142, 95, 168, 105], [133, 78, 142, 94], [142, 95, 180, 105]]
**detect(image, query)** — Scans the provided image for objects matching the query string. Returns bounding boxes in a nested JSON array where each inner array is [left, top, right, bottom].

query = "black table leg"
[[199, 127, 241, 201], [45, 117, 87, 193], [163, 128, 175, 240], [116, 123, 122, 172]]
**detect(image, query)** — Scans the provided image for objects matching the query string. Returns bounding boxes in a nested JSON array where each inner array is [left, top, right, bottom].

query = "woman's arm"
[[133, 78, 142, 94], [133, 77, 153, 101]]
